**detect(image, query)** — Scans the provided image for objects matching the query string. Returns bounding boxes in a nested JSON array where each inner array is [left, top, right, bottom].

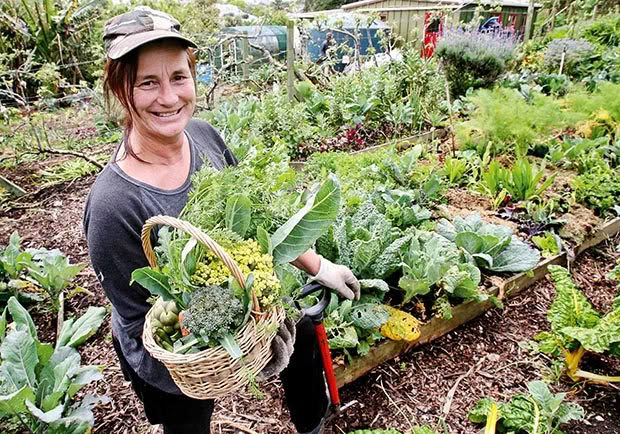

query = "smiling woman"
[[82, 5, 359, 434]]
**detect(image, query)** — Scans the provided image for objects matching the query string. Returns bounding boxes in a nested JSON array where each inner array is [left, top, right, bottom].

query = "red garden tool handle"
[[314, 322, 341, 407], [297, 283, 341, 409]]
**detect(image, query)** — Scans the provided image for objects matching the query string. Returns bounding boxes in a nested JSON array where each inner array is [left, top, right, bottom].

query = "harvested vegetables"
[[181, 285, 245, 346], [150, 299, 182, 352], [191, 237, 281, 308], [380, 306, 421, 342]]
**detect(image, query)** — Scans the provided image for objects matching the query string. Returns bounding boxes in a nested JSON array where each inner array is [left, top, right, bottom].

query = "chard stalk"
[[531, 399, 541, 434], [484, 402, 498, 434], [563, 346, 586, 381], [573, 370, 620, 384], [174, 337, 199, 354]]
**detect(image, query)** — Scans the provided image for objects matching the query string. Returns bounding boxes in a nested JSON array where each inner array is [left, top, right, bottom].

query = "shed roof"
[[343, 0, 542, 10], [288, 10, 390, 28]]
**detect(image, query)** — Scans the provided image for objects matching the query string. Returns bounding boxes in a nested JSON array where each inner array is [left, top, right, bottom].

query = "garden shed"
[[289, 11, 391, 71], [342, 0, 542, 45]]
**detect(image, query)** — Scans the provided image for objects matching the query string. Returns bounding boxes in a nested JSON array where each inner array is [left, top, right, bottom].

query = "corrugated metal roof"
[[343, 0, 542, 10]]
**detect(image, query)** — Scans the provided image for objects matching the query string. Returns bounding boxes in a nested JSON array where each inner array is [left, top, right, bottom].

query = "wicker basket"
[[140, 215, 285, 399]]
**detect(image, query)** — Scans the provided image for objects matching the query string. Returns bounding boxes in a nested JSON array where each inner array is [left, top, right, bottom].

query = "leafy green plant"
[[375, 188, 432, 230], [469, 380, 584, 433], [531, 232, 562, 258], [478, 158, 555, 203], [0, 232, 41, 305], [456, 87, 583, 157], [441, 157, 468, 185], [535, 265, 620, 383], [505, 158, 556, 202], [546, 136, 608, 169], [0, 232, 33, 281], [583, 13, 620, 47], [323, 292, 390, 358], [437, 213, 541, 273], [316, 200, 413, 281], [398, 231, 495, 319], [0, 297, 108, 433], [501, 71, 572, 97], [571, 165, 620, 215], [26, 248, 86, 312], [478, 160, 510, 198]]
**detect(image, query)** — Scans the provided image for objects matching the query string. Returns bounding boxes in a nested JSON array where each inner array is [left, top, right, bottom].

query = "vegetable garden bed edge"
[[334, 217, 620, 388]]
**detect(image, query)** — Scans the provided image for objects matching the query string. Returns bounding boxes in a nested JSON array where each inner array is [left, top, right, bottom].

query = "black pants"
[[113, 316, 328, 434]]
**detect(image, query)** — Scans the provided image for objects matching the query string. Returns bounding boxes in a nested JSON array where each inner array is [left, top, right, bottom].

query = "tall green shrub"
[[583, 13, 620, 47]]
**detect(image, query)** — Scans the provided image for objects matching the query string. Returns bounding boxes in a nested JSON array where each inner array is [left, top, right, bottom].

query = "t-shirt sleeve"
[[187, 119, 238, 168]]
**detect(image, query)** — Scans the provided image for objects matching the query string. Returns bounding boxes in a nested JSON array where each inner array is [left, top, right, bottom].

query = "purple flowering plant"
[[436, 26, 518, 97], [543, 38, 595, 71]]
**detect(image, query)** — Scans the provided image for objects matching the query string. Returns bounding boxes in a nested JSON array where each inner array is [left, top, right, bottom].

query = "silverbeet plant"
[[0, 297, 108, 433], [468, 380, 584, 433], [436, 26, 518, 97]]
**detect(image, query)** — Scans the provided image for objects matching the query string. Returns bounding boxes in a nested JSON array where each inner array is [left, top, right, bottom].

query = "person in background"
[[321, 32, 334, 58], [83, 7, 360, 434], [319, 33, 335, 75]]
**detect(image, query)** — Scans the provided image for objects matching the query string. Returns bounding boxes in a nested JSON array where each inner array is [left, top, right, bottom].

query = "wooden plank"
[[524, 0, 536, 41], [575, 217, 620, 256], [241, 32, 249, 80], [287, 20, 295, 103], [335, 217, 620, 388], [0, 175, 26, 197]]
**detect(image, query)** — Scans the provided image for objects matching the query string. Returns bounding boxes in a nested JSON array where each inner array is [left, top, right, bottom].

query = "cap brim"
[[107, 30, 197, 60]]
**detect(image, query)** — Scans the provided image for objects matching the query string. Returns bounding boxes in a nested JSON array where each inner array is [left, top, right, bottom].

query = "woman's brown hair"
[[103, 39, 197, 162]]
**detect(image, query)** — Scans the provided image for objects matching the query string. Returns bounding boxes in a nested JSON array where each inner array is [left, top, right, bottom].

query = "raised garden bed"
[[335, 217, 620, 387], [289, 129, 439, 169]]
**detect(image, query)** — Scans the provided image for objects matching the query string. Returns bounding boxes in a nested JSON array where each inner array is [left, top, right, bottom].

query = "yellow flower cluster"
[[191, 239, 281, 308]]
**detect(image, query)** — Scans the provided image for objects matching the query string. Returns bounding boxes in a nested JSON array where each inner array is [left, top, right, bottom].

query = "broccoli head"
[[181, 285, 245, 344]]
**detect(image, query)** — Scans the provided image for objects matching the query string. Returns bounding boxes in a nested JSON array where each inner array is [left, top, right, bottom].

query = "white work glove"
[[312, 256, 361, 301]]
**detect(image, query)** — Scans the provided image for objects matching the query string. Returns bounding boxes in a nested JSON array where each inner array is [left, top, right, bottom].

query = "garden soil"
[[0, 148, 619, 434]]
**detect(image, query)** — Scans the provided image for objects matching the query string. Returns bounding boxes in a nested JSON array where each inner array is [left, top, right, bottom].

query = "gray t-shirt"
[[83, 119, 236, 394]]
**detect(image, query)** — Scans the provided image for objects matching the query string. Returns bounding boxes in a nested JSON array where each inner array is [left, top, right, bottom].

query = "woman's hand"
[[312, 256, 360, 300], [291, 250, 360, 300]]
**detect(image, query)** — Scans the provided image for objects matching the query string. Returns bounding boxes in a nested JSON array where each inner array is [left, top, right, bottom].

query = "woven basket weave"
[[140, 215, 285, 399]]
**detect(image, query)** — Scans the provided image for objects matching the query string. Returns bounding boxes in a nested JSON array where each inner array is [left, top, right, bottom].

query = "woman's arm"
[[290, 249, 321, 276]]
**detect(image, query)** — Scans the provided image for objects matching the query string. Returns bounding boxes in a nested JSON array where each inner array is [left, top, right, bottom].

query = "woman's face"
[[131, 41, 196, 144]]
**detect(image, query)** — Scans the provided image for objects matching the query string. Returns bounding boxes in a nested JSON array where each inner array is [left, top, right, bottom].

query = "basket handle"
[[141, 215, 262, 314]]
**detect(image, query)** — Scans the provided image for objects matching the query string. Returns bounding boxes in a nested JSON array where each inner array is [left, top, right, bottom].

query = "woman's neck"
[[125, 129, 187, 165], [116, 129, 191, 190]]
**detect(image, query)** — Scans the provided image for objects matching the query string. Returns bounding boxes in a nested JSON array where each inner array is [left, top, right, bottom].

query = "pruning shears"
[[297, 282, 341, 413]]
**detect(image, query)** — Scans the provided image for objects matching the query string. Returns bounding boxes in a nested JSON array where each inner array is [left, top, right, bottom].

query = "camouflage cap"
[[103, 6, 197, 60]]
